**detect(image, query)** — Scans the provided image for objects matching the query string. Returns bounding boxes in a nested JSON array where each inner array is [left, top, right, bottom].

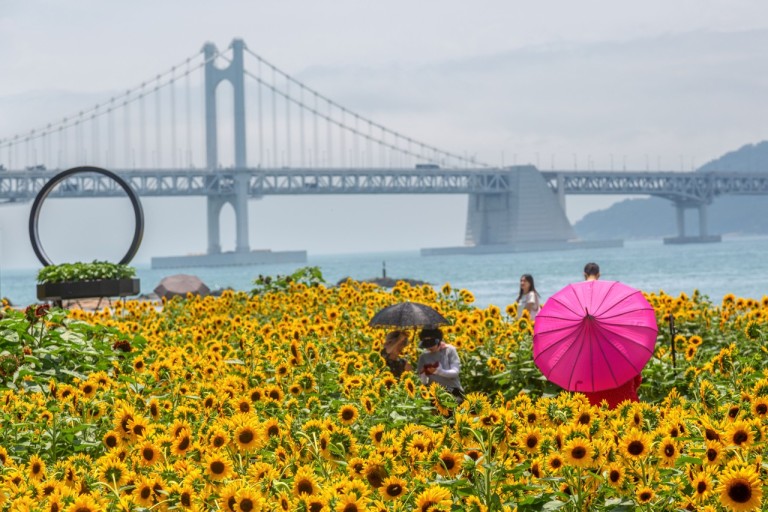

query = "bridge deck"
[[1, 168, 767, 203]]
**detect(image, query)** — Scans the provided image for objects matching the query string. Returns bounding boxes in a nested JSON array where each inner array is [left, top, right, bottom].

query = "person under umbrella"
[[416, 328, 464, 403], [533, 268, 658, 410], [381, 330, 413, 378], [579, 262, 641, 408]]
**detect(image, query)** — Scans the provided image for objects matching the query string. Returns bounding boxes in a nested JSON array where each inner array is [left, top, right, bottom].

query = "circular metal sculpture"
[[28, 166, 144, 266]]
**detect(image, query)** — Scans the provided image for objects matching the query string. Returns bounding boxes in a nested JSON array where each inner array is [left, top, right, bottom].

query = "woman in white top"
[[516, 274, 541, 319]]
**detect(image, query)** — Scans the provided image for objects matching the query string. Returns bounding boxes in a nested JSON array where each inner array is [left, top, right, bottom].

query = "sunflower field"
[[1, 273, 767, 511]]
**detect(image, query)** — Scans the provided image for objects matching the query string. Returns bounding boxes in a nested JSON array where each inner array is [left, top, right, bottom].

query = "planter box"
[[37, 278, 140, 301]]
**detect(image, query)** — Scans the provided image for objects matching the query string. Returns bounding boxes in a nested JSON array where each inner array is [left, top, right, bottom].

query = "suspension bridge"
[[2, 39, 767, 266]]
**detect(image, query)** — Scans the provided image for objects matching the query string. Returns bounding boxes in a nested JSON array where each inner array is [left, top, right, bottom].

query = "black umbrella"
[[368, 301, 450, 329]]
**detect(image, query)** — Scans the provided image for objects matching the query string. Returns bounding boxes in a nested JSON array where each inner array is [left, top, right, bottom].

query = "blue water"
[[2, 236, 767, 308]]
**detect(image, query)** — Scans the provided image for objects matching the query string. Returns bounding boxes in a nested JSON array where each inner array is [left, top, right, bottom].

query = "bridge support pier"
[[464, 166, 575, 247], [664, 200, 721, 245]]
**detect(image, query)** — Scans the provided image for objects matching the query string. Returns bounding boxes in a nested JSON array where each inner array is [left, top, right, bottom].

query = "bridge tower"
[[464, 166, 575, 247], [203, 39, 250, 255]]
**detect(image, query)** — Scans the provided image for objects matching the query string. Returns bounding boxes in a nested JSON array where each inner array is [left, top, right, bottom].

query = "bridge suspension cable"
[[243, 47, 488, 169], [0, 48, 225, 170]]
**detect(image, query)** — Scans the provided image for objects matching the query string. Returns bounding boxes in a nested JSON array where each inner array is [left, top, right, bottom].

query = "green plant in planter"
[[37, 261, 136, 284]]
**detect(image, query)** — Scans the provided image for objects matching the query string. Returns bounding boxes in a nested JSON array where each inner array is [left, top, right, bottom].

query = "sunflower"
[[292, 466, 320, 497], [704, 440, 724, 466], [79, 380, 97, 399], [234, 487, 265, 512], [262, 418, 281, 440], [364, 459, 388, 488], [435, 448, 462, 478], [233, 423, 260, 452], [620, 430, 651, 460], [518, 428, 542, 454], [636, 486, 654, 504], [27, 454, 46, 481], [97, 455, 128, 487], [133, 475, 158, 507], [369, 424, 386, 446], [298, 493, 329, 512], [404, 379, 416, 397], [137, 440, 162, 466], [751, 397, 768, 418], [725, 420, 754, 447], [546, 453, 564, 474], [691, 469, 714, 503], [717, 466, 763, 511], [338, 405, 359, 425], [219, 482, 240, 512], [204, 453, 234, 481], [209, 427, 230, 449], [65, 494, 103, 512], [562, 438, 593, 468], [657, 437, 679, 467], [336, 492, 368, 512], [605, 462, 625, 488], [127, 416, 151, 440], [379, 476, 407, 501], [415, 485, 452, 512], [171, 429, 193, 456]]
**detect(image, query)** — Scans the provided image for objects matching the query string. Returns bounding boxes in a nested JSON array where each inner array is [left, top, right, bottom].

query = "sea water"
[[2, 236, 767, 308]]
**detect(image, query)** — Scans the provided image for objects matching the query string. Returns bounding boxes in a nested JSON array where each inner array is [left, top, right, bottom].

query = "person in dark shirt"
[[579, 261, 642, 409], [381, 330, 412, 378]]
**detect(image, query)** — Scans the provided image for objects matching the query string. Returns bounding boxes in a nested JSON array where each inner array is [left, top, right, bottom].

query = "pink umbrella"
[[533, 280, 658, 393]]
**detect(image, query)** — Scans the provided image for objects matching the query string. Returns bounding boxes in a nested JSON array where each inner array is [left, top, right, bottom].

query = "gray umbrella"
[[154, 274, 211, 299], [368, 301, 450, 329]]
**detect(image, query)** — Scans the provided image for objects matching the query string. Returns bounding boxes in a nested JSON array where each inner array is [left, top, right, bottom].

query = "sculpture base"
[[663, 235, 722, 245], [37, 278, 140, 301], [151, 250, 307, 269], [421, 239, 623, 256]]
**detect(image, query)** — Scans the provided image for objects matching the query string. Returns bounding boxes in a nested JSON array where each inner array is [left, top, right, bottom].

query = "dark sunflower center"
[[142, 447, 155, 461], [421, 501, 437, 512], [697, 481, 707, 494], [342, 409, 355, 420], [181, 493, 191, 506], [728, 480, 752, 503], [609, 470, 620, 483], [640, 491, 652, 501], [239, 430, 255, 444], [664, 445, 675, 457], [706, 448, 718, 461], [141, 487, 152, 499], [442, 457, 455, 470], [733, 431, 748, 445], [387, 484, 402, 496], [757, 404, 768, 415], [627, 440, 645, 456], [211, 461, 225, 474], [297, 480, 313, 494], [240, 498, 254, 512], [571, 446, 586, 459], [178, 437, 190, 450], [526, 436, 538, 449], [268, 426, 280, 437], [578, 413, 590, 425]]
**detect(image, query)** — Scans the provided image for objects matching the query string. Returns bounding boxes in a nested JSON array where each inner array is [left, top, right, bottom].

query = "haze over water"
[[3, 236, 766, 308]]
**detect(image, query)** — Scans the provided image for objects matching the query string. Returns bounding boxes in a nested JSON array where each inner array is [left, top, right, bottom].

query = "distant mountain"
[[574, 141, 768, 239]]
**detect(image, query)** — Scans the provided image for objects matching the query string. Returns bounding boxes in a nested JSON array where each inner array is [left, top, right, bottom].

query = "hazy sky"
[[1, 1, 768, 268]]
